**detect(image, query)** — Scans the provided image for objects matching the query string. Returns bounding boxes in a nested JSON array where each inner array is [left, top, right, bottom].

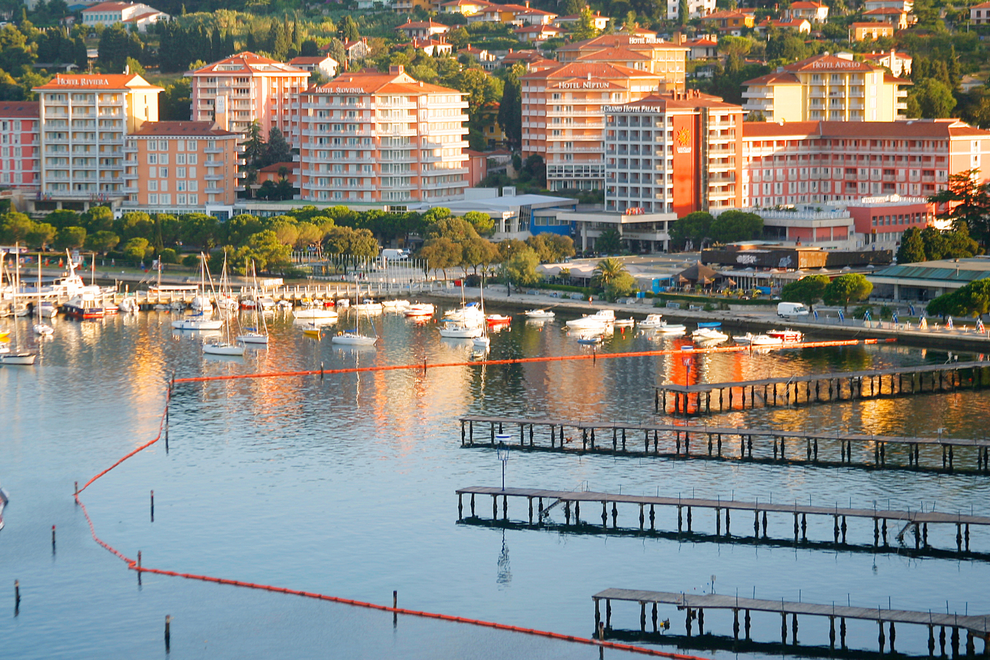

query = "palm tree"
[[592, 257, 627, 290]]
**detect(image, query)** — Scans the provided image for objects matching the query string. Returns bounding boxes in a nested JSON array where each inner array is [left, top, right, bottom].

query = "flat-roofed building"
[[556, 34, 687, 88], [33, 73, 161, 208], [0, 101, 40, 192], [122, 121, 241, 213], [521, 62, 666, 191], [297, 66, 469, 204], [604, 90, 744, 216]]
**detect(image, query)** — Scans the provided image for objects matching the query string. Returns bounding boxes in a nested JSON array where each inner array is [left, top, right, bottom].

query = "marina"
[[458, 416, 990, 473]]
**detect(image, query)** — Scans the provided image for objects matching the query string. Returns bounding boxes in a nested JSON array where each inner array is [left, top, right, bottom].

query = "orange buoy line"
[[173, 338, 880, 385], [72, 388, 711, 659]]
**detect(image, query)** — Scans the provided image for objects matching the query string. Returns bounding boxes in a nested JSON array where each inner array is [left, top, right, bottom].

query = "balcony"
[[204, 185, 225, 194]]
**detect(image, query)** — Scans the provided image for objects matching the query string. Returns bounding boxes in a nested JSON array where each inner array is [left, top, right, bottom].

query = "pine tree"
[[678, 0, 689, 24], [947, 45, 961, 90], [211, 27, 222, 62], [223, 32, 235, 57], [264, 127, 292, 167]]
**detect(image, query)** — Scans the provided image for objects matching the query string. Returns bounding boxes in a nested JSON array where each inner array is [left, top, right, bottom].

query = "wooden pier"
[[455, 486, 990, 557], [592, 589, 989, 657], [653, 360, 990, 416], [458, 416, 990, 474]]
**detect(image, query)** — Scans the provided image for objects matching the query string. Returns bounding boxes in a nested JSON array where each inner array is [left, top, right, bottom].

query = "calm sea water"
[[1, 304, 988, 659]]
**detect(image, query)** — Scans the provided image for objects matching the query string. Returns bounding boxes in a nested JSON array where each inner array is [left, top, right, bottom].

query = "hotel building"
[[0, 102, 40, 191], [521, 62, 665, 191], [122, 121, 241, 213], [33, 73, 161, 208], [186, 53, 310, 146], [741, 119, 990, 209], [556, 34, 688, 89], [741, 53, 909, 122], [296, 66, 469, 204], [604, 91, 744, 216]]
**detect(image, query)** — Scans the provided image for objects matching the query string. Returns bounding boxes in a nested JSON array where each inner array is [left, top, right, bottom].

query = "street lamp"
[[495, 436, 510, 491]]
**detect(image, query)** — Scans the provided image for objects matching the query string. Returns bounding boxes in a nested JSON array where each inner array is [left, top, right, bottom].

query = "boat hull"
[[331, 333, 377, 346], [0, 352, 37, 365], [203, 343, 245, 356]]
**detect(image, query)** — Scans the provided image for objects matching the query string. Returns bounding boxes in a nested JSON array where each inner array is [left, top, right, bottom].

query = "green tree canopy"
[[595, 227, 622, 254], [669, 211, 713, 250], [823, 273, 873, 311], [780, 274, 830, 309], [418, 237, 462, 279], [710, 210, 763, 244], [502, 247, 541, 289], [926, 278, 990, 317], [896, 227, 926, 264]]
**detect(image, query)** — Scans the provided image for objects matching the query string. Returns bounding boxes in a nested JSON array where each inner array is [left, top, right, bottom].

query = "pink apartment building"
[[186, 53, 310, 146], [297, 66, 469, 204], [0, 102, 40, 191], [742, 119, 990, 208], [122, 121, 241, 211]]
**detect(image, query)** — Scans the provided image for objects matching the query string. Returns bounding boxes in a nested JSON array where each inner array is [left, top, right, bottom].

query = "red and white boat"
[[404, 303, 435, 318], [767, 329, 803, 342], [486, 314, 511, 327]]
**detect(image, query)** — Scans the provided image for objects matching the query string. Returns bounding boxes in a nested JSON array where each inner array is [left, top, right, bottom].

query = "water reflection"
[[497, 530, 511, 587]]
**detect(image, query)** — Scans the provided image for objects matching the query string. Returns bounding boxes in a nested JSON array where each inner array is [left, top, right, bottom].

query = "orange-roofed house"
[[556, 34, 688, 90], [396, 20, 450, 40], [785, 1, 829, 23], [514, 24, 562, 43], [700, 10, 755, 34], [297, 66, 469, 204], [0, 102, 40, 192], [288, 56, 339, 80], [81, 1, 168, 32], [257, 161, 298, 187], [468, 2, 557, 25], [862, 7, 913, 28], [122, 121, 241, 213], [185, 52, 310, 147], [861, 49, 912, 77], [520, 62, 667, 191], [756, 18, 811, 34], [741, 53, 908, 122], [33, 74, 161, 208], [440, 0, 495, 15], [849, 21, 895, 41], [971, 1, 990, 23], [682, 38, 718, 60]]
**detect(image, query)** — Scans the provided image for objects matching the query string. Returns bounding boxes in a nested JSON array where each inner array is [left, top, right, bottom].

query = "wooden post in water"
[[165, 615, 171, 653]]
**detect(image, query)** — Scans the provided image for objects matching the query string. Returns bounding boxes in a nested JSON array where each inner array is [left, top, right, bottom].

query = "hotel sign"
[[558, 81, 612, 89], [675, 127, 691, 154], [54, 77, 110, 86]]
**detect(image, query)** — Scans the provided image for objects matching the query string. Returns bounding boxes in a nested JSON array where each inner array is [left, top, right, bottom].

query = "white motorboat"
[[576, 334, 603, 345], [38, 302, 58, 318], [190, 294, 212, 312], [404, 303, 435, 318], [614, 317, 635, 328], [653, 321, 687, 335], [33, 322, 54, 336], [439, 321, 483, 338], [118, 298, 138, 314], [381, 299, 410, 310], [331, 331, 377, 346], [472, 335, 491, 351], [735, 333, 783, 347], [293, 305, 338, 321], [767, 328, 803, 342], [565, 309, 615, 330], [0, 347, 37, 365], [170, 300, 186, 311], [352, 299, 383, 314], [692, 327, 728, 344], [442, 301, 485, 327], [525, 308, 555, 319], [335, 298, 350, 309], [638, 313, 666, 328], [216, 297, 239, 311]]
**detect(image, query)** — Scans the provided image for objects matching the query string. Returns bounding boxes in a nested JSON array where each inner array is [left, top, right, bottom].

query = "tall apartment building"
[[34, 74, 161, 207], [297, 66, 469, 204], [0, 102, 40, 191], [186, 53, 310, 146], [741, 53, 908, 122], [604, 91, 744, 216], [122, 121, 241, 213], [556, 34, 687, 90], [741, 119, 990, 209], [521, 62, 665, 191]]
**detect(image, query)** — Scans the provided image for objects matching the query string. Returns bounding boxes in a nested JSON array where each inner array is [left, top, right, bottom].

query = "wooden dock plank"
[[592, 589, 990, 634], [456, 487, 990, 526]]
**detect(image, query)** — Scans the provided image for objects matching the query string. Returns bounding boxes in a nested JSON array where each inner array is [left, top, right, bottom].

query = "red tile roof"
[[259, 161, 298, 173], [789, 1, 826, 8], [188, 52, 309, 75], [742, 71, 801, 86], [782, 53, 877, 72], [34, 73, 162, 90], [619, 91, 743, 111], [743, 119, 989, 139], [130, 121, 238, 137], [82, 1, 139, 12], [0, 101, 39, 118], [575, 47, 651, 61]]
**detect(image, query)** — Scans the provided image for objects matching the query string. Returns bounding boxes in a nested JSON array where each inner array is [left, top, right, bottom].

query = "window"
[[188, 180, 197, 192], [148, 180, 158, 191], [188, 167, 196, 178], [186, 140, 197, 152], [159, 154, 169, 165], [177, 167, 186, 178], [176, 154, 186, 165], [148, 193, 158, 204], [160, 179, 168, 191], [159, 194, 171, 204], [147, 154, 157, 165]]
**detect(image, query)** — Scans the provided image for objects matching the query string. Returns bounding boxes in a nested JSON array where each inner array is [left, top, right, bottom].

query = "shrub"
[[159, 248, 178, 264], [182, 254, 200, 268]]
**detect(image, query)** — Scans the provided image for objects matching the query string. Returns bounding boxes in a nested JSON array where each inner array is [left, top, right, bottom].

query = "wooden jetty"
[[653, 360, 990, 416], [458, 416, 990, 474], [592, 589, 989, 657], [455, 486, 990, 556]]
